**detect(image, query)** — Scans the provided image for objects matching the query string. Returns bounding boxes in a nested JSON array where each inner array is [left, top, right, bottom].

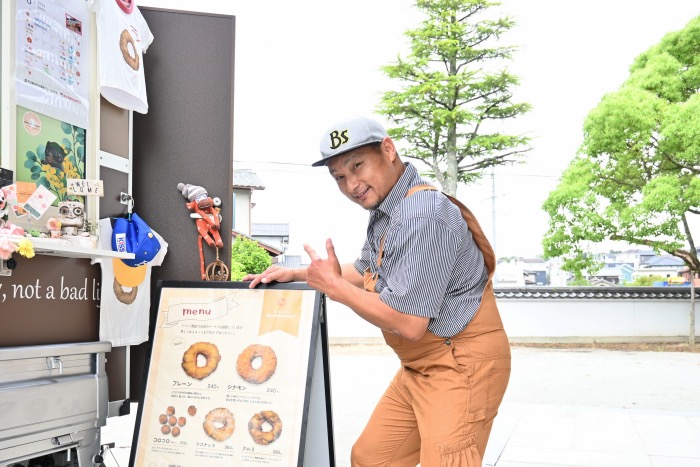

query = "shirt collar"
[[373, 162, 424, 218]]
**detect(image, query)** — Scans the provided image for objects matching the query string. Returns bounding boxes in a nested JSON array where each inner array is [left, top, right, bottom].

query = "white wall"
[[233, 189, 251, 235], [325, 296, 699, 344]]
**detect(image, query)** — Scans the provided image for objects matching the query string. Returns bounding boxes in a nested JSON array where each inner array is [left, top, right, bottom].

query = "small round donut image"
[[119, 29, 139, 71], [203, 407, 235, 441], [236, 344, 277, 384], [112, 277, 138, 304], [182, 342, 221, 380], [248, 410, 282, 445]]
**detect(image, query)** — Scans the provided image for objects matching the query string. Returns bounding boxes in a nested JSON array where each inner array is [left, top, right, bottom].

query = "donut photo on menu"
[[181, 342, 221, 380], [203, 407, 235, 442], [248, 410, 283, 445], [236, 344, 277, 384]]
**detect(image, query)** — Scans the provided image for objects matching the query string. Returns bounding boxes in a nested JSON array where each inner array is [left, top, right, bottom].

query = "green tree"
[[543, 17, 700, 344], [230, 237, 271, 281], [377, 0, 531, 196], [626, 275, 666, 287]]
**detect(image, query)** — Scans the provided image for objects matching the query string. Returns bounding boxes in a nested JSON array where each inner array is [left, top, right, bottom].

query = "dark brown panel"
[[130, 8, 235, 400], [100, 96, 130, 158], [106, 344, 127, 401], [100, 166, 129, 219], [0, 256, 100, 347], [133, 8, 234, 284]]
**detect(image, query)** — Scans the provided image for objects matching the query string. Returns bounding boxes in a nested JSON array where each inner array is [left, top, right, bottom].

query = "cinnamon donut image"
[[181, 342, 221, 380], [112, 277, 138, 305], [248, 410, 282, 445], [203, 408, 235, 441], [119, 29, 139, 71], [236, 344, 277, 384]]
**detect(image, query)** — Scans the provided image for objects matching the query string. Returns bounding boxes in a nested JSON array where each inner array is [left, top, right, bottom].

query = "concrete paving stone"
[[501, 407, 577, 450], [632, 413, 700, 458], [649, 456, 700, 467], [573, 410, 644, 453], [497, 445, 655, 467]]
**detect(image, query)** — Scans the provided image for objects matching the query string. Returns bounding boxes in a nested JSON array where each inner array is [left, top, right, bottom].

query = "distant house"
[[251, 223, 289, 253], [233, 169, 266, 236], [275, 255, 309, 269], [678, 266, 700, 286], [495, 257, 550, 286], [633, 254, 686, 279], [590, 266, 624, 285], [522, 258, 547, 285]]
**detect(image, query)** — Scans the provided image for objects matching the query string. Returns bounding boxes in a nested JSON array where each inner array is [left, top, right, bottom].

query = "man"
[[244, 115, 511, 466]]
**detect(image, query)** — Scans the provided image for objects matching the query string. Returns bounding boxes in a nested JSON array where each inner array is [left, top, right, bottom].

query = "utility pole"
[[491, 167, 498, 286]]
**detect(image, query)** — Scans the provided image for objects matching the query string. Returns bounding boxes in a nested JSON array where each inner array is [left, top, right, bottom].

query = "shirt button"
[[444, 338, 452, 345]]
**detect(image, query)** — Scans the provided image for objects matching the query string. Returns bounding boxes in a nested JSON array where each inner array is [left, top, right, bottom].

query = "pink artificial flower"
[[0, 238, 16, 261]]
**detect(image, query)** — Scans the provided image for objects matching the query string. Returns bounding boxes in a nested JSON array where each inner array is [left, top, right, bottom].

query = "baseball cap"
[[112, 213, 161, 267], [313, 115, 389, 167]]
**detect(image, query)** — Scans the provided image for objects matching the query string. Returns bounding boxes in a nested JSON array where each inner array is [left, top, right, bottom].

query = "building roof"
[[252, 223, 289, 237], [494, 286, 693, 300], [593, 266, 622, 277], [640, 255, 685, 267], [233, 169, 266, 190], [231, 229, 282, 256]]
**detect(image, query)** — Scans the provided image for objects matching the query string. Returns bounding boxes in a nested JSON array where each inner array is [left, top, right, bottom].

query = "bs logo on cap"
[[329, 129, 349, 150]]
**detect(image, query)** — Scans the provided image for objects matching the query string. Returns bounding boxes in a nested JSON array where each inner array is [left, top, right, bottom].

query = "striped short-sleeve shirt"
[[353, 163, 488, 337]]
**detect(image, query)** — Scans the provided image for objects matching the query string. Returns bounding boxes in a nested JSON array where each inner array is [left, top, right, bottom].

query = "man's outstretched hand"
[[304, 238, 342, 297]]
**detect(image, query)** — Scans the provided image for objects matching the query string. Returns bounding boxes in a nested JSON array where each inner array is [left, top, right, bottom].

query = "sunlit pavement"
[[101, 345, 700, 467]]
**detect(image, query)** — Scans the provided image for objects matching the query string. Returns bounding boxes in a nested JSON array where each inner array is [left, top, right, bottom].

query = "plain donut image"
[[236, 344, 277, 384], [203, 407, 235, 441], [119, 29, 139, 70], [181, 342, 221, 380], [248, 410, 282, 445]]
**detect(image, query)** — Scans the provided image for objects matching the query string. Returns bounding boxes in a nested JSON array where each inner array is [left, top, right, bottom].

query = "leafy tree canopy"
[[377, 0, 531, 196], [543, 16, 700, 278], [230, 237, 271, 281]]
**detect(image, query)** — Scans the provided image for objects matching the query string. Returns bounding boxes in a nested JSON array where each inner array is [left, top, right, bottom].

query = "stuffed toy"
[[177, 183, 226, 280], [0, 187, 8, 229]]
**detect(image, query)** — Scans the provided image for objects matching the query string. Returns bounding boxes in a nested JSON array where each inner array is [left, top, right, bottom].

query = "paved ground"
[[101, 345, 700, 466]]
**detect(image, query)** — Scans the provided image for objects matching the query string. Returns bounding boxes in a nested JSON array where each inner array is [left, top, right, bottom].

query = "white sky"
[[139, 0, 700, 262]]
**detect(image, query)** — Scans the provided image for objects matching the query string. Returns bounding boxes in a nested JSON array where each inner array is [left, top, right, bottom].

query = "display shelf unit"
[[0, 234, 134, 260]]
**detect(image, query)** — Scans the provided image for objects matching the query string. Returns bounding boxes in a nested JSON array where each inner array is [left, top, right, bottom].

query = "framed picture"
[[130, 281, 333, 466]]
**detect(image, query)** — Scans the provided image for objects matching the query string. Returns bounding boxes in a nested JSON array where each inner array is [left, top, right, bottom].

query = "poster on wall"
[[15, 0, 90, 128], [12, 105, 86, 224], [131, 281, 324, 467]]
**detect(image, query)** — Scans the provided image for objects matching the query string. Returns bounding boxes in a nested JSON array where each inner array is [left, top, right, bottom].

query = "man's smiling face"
[[326, 139, 402, 210]]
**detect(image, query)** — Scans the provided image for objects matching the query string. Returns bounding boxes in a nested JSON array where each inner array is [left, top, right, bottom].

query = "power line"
[[234, 160, 561, 179]]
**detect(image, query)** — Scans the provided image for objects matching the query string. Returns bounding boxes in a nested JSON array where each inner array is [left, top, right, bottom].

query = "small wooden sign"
[[67, 178, 104, 197]]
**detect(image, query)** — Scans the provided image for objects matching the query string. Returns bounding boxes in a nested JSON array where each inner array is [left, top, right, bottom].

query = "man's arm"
[[305, 239, 429, 342], [243, 261, 363, 289]]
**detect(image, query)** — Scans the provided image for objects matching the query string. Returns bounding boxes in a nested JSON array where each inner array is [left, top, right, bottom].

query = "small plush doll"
[[0, 187, 8, 229], [177, 183, 226, 280], [177, 183, 224, 248]]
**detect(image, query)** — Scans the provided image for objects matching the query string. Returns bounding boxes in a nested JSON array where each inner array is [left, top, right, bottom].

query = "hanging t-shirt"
[[92, 218, 167, 346], [89, 0, 154, 113]]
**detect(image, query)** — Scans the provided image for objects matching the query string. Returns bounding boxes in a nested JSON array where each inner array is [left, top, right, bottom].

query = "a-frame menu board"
[[130, 281, 335, 466]]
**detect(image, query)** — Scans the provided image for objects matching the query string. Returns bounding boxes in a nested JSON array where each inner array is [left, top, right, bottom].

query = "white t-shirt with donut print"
[[89, 0, 154, 113], [93, 218, 167, 346]]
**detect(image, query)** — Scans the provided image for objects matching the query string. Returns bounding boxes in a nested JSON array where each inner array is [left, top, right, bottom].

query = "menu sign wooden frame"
[[130, 281, 335, 466]]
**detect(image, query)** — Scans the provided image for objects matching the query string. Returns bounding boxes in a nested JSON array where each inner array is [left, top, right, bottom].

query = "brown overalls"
[[352, 186, 511, 467]]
